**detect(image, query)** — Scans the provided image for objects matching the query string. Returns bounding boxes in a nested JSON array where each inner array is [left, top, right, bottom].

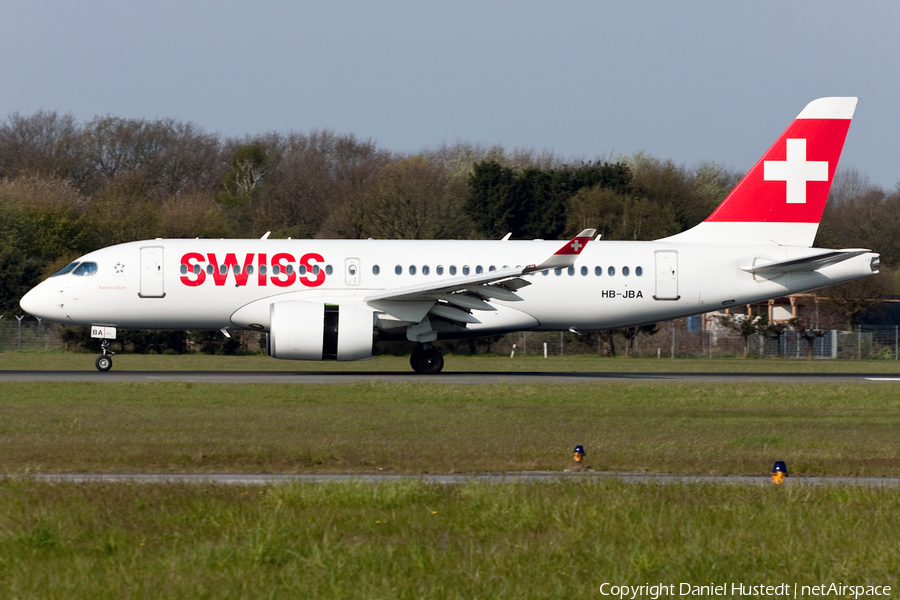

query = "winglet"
[[528, 229, 596, 271]]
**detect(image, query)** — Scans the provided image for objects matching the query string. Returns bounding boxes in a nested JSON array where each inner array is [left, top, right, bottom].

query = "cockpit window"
[[72, 262, 98, 276], [52, 262, 80, 277]]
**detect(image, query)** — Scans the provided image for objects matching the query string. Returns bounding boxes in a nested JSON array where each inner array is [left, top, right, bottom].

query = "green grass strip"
[[1, 381, 899, 475], [0, 480, 897, 599]]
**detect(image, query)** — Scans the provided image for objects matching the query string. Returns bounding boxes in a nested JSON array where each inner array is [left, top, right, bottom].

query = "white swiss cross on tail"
[[763, 138, 828, 204]]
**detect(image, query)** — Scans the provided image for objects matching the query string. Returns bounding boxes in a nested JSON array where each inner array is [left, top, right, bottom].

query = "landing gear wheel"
[[96, 355, 113, 372], [410, 345, 444, 374], [95, 338, 115, 372], [410, 349, 422, 372], [418, 349, 444, 374]]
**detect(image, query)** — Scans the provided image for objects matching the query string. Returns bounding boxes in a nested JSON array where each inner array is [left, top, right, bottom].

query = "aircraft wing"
[[365, 229, 596, 323], [740, 249, 871, 275]]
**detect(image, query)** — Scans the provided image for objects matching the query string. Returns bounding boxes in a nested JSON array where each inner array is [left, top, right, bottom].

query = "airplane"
[[19, 97, 878, 373]]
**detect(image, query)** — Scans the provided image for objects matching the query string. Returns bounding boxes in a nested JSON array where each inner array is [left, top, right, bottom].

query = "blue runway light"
[[772, 460, 788, 484], [573, 445, 585, 463]]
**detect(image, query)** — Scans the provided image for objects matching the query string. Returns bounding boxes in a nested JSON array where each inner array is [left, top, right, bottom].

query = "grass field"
[[4, 350, 900, 372], [0, 479, 897, 599], [3, 355, 900, 596], [2, 380, 900, 476]]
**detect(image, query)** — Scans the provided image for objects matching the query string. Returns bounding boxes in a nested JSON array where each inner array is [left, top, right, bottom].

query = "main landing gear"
[[410, 344, 444, 374], [95, 340, 114, 372]]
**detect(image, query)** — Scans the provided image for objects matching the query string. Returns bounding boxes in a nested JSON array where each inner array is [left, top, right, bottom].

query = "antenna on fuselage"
[[261, 231, 271, 240]]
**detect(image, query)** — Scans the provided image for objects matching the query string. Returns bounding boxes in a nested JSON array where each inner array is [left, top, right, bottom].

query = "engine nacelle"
[[266, 301, 375, 361]]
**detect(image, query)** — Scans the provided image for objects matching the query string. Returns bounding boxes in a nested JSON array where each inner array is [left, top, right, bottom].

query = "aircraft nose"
[[19, 284, 52, 318]]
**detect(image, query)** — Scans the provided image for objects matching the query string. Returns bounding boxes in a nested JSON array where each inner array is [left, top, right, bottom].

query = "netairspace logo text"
[[597, 582, 891, 599]]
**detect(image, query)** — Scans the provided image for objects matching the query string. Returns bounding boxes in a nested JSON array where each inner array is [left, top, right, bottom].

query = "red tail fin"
[[663, 97, 857, 246]]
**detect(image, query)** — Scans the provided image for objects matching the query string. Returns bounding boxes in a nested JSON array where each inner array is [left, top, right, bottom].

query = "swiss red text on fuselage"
[[179, 252, 326, 288]]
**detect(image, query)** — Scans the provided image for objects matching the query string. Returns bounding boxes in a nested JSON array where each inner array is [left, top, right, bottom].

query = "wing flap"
[[429, 303, 481, 324]]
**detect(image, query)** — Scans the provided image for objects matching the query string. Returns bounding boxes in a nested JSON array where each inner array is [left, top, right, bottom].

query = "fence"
[[2, 315, 899, 359], [496, 324, 900, 360], [0, 316, 63, 352]]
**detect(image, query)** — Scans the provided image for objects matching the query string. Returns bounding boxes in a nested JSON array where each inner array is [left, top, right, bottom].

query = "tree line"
[[0, 110, 896, 338]]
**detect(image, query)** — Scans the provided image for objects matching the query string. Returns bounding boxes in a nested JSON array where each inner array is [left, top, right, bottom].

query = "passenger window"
[[73, 262, 97, 276], [325, 265, 333, 275], [554, 268, 562, 276], [463, 265, 470, 275], [608, 266, 615, 276], [246, 265, 254, 275], [409, 265, 417, 275], [273, 265, 281, 275], [180, 264, 188, 275], [595, 266, 601, 276], [373, 265, 380, 275], [298, 265, 307, 275], [395, 265, 402, 275], [476, 265, 483, 274], [52, 262, 80, 277], [567, 267, 575, 276], [260, 265, 267, 275], [489, 265, 496, 271], [635, 266, 643, 276], [542, 270, 549, 276], [423, 265, 430, 275], [286, 265, 294, 275], [312, 265, 320, 275], [436, 265, 444, 275], [623, 266, 630, 276], [233, 265, 240, 275], [581, 266, 587, 276], [194, 264, 201, 274], [220, 265, 227, 275], [450, 266, 457, 275]]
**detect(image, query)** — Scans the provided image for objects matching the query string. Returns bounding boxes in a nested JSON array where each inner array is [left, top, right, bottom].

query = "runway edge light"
[[772, 460, 788, 484]]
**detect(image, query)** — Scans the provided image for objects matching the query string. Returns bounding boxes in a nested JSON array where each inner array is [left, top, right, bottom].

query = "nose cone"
[[19, 283, 52, 319]]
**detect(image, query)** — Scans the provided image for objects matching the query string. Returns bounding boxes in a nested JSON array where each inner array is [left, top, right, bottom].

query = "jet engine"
[[266, 301, 375, 361]]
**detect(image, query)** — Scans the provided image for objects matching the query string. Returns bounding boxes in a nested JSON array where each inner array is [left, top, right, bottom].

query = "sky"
[[1, 1, 898, 189]]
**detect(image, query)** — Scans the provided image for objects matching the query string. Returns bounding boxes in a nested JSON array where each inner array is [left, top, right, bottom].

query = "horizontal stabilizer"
[[740, 249, 870, 274]]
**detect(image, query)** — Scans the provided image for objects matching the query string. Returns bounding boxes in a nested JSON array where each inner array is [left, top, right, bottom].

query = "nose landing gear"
[[410, 344, 444, 374], [96, 340, 114, 372]]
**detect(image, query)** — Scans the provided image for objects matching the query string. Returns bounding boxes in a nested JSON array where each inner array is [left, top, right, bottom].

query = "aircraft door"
[[653, 250, 679, 301], [139, 246, 166, 298], [345, 258, 360, 286]]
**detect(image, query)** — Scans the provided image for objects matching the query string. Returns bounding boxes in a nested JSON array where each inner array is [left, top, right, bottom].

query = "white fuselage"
[[20, 237, 879, 336]]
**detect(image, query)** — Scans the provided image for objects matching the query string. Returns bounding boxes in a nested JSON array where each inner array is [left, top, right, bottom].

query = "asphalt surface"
[[1, 370, 900, 384], [11, 472, 900, 487]]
